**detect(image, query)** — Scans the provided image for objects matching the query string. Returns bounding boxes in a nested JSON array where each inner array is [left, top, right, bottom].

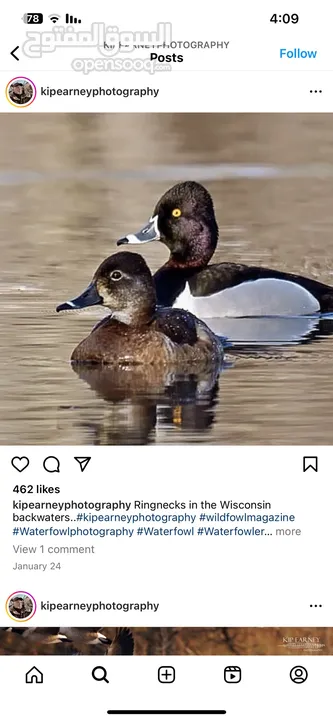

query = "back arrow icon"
[[10, 46, 20, 61]]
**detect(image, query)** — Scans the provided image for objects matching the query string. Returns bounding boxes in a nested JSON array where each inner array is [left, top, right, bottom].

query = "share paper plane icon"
[[74, 456, 91, 472]]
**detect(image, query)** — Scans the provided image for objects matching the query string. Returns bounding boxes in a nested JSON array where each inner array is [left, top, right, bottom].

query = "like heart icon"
[[11, 456, 29, 472]]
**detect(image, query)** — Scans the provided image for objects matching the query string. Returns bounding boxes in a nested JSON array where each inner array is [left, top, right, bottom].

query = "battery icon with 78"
[[22, 13, 43, 24]]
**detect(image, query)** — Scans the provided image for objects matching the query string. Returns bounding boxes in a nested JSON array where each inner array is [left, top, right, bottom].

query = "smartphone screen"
[[0, 2, 332, 718]]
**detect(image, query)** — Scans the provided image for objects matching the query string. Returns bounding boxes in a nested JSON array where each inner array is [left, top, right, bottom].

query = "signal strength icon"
[[49, 14, 60, 23], [66, 13, 82, 24]]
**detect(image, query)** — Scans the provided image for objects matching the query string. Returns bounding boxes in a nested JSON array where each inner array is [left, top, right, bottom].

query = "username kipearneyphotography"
[[1, 113, 333, 445], [1, 626, 333, 656]]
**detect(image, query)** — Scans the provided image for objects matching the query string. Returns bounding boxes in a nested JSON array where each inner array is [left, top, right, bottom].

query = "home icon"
[[25, 666, 43, 684]]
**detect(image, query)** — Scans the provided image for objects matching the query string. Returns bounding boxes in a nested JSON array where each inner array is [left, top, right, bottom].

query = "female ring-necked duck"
[[56, 251, 223, 366], [117, 181, 333, 318]]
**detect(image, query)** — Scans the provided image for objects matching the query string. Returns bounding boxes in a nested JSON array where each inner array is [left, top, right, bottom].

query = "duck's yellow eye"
[[110, 270, 122, 281], [172, 208, 182, 218]]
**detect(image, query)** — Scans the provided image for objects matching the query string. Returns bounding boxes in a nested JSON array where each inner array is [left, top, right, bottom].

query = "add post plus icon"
[[158, 666, 175, 683]]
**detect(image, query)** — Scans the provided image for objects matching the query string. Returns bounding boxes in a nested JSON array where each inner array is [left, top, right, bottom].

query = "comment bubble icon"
[[43, 456, 60, 473]]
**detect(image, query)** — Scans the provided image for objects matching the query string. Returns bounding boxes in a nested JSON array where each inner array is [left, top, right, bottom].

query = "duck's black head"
[[56, 251, 156, 326], [117, 181, 218, 268]]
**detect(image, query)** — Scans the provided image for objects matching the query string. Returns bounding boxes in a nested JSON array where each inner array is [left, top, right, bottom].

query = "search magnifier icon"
[[92, 666, 109, 683]]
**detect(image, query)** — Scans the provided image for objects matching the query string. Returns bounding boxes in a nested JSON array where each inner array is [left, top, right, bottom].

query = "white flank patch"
[[173, 278, 320, 318]]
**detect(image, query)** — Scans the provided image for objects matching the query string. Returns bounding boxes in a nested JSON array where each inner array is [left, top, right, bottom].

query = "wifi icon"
[[49, 14, 60, 23]]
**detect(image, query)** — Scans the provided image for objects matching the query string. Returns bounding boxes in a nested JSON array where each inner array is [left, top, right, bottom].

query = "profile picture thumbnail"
[[6, 77, 36, 107], [6, 591, 36, 622]]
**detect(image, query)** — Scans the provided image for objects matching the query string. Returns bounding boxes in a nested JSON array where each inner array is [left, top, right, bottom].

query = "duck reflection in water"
[[71, 362, 222, 445]]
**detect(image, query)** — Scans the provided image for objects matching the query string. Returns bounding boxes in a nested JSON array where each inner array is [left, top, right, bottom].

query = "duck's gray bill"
[[117, 216, 159, 246], [56, 282, 102, 312]]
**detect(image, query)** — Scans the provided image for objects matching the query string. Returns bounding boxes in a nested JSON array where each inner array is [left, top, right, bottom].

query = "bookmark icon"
[[303, 456, 318, 472]]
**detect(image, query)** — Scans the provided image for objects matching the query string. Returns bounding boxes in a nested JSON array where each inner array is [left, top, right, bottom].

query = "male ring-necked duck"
[[56, 251, 223, 366], [117, 181, 333, 318]]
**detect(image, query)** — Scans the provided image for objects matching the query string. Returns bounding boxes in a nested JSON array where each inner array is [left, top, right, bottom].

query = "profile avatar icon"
[[6, 77, 36, 107], [290, 665, 308, 684], [6, 591, 36, 622]]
